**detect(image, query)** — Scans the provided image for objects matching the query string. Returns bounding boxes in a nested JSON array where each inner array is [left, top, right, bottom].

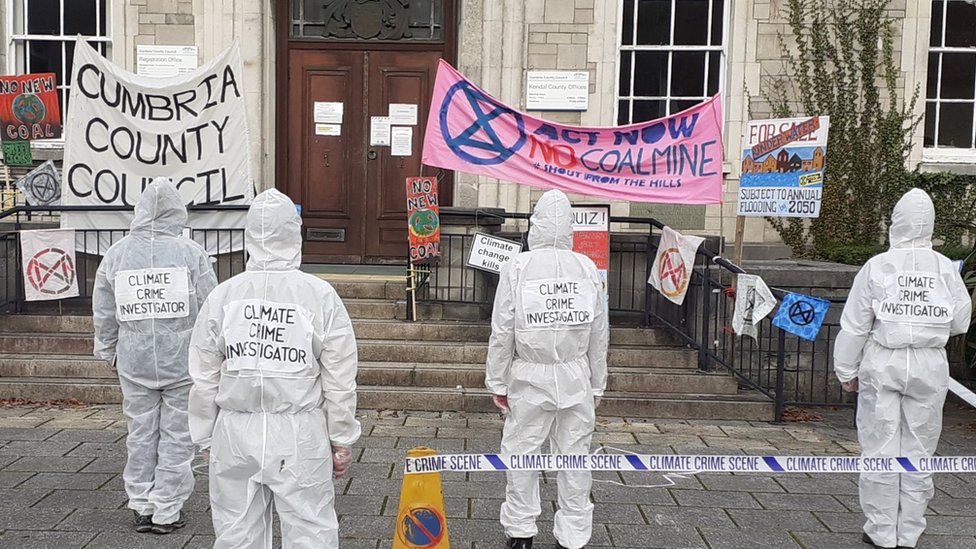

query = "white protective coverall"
[[834, 188, 971, 548], [93, 177, 218, 525], [188, 188, 360, 549], [485, 189, 609, 549]]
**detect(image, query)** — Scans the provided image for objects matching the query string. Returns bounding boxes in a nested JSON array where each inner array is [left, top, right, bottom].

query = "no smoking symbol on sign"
[[26, 247, 76, 296], [397, 506, 446, 548], [788, 300, 817, 326]]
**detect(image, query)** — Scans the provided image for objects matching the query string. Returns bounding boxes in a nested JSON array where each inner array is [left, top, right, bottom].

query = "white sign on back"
[[137, 45, 199, 78], [521, 278, 596, 329], [466, 233, 522, 274], [222, 299, 315, 373], [114, 267, 190, 321], [526, 71, 589, 111]]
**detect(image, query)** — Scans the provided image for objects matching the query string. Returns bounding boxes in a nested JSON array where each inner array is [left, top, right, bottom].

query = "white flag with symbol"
[[648, 226, 705, 306], [732, 273, 777, 340], [20, 229, 80, 301]]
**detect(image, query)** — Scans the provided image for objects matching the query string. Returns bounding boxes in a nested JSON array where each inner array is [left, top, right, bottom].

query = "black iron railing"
[[0, 205, 248, 313], [422, 208, 850, 420]]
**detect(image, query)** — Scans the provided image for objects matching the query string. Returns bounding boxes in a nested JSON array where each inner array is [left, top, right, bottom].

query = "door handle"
[[323, 152, 330, 167], [367, 149, 378, 160]]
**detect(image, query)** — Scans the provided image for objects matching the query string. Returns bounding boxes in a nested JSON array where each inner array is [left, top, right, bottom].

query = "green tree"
[[755, 0, 920, 256]]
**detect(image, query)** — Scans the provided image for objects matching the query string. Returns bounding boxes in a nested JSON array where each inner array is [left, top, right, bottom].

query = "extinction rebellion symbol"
[[657, 247, 689, 298], [26, 247, 76, 296], [439, 80, 526, 166]]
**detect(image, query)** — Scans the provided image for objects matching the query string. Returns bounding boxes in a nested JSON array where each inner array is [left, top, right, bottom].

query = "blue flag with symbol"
[[772, 293, 830, 341]]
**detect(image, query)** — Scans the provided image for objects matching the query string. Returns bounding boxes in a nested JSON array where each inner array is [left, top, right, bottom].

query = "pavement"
[[0, 404, 974, 549]]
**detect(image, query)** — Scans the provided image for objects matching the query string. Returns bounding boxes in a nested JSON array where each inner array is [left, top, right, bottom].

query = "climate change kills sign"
[[223, 299, 314, 373], [114, 268, 190, 321], [466, 233, 522, 274], [876, 272, 953, 325], [521, 278, 596, 329]]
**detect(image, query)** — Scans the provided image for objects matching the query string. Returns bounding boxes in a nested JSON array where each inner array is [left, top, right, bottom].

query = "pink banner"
[[422, 60, 724, 204]]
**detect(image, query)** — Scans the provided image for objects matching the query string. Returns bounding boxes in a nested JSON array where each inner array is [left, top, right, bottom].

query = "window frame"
[[614, 0, 729, 125], [923, 0, 976, 163], [5, 0, 113, 147]]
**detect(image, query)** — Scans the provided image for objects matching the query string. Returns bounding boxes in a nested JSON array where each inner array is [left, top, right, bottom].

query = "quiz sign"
[[423, 60, 723, 204], [114, 268, 190, 321], [406, 176, 441, 264], [738, 116, 829, 218], [571, 205, 609, 293], [521, 278, 596, 329], [61, 40, 252, 253]]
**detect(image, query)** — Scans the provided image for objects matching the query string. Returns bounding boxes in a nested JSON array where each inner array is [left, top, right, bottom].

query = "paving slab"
[[0, 404, 970, 549]]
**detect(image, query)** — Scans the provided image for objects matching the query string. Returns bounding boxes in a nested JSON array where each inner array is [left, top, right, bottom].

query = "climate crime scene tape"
[[403, 454, 976, 475]]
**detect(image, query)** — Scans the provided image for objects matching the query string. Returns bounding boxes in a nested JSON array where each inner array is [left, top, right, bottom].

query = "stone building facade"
[[1, 0, 974, 252]]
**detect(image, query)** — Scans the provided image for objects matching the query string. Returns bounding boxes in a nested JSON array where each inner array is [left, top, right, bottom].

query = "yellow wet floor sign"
[[393, 447, 450, 548]]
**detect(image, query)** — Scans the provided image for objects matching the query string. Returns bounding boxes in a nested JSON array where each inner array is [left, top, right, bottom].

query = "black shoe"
[[150, 512, 185, 535], [862, 533, 896, 549], [506, 537, 533, 549], [133, 511, 153, 534]]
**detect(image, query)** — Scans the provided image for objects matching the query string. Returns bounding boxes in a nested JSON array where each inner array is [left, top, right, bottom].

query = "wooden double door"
[[283, 49, 450, 263]]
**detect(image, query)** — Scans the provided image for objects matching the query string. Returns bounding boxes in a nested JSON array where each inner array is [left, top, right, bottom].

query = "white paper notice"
[[391, 127, 413, 156], [114, 268, 191, 322], [315, 124, 342, 136], [137, 45, 199, 78], [389, 103, 418, 126], [222, 299, 315, 373], [370, 116, 391, 146], [314, 102, 343, 124], [520, 278, 596, 330]]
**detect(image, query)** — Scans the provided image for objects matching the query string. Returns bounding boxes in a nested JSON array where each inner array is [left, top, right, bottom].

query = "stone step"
[[356, 363, 736, 395], [0, 378, 774, 420], [0, 356, 735, 395], [358, 386, 773, 421], [0, 332, 687, 367], [355, 340, 696, 368], [0, 316, 674, 346]]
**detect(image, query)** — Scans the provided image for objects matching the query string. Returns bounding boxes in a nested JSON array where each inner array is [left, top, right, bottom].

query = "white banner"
[[732, 273, 777, 340], [114, 267, 190, 321], [20, 229, 80, 301], [61, 39, 252, 254], [648, 227, 705, 306]]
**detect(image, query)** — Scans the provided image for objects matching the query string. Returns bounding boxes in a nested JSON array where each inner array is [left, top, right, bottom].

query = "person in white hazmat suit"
[[834, 188, 971, 549], [188, 188, 360, 549], [485, 189, 609, 549], [92, 177, 218, 534]]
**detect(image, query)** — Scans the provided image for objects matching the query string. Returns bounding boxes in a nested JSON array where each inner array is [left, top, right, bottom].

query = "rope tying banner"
[[403, 454, 976, 475]]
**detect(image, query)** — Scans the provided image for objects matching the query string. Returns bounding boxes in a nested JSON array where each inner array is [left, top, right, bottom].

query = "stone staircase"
[[0, 277, 774, 420]]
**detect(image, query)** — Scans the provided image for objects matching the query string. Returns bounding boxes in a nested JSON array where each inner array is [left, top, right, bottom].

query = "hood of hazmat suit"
[[91, 177, 218, 525], [93, 176, 218, 387], [188, 188, 360, 548], [484, 189, 609, 548], [833, 188, 971, 548]]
